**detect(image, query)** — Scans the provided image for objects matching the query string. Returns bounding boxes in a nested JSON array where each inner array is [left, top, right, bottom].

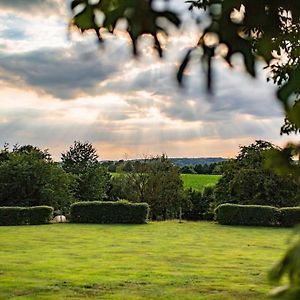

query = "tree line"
[[101, 159, 225, 175], [0, 140, 299, 222]]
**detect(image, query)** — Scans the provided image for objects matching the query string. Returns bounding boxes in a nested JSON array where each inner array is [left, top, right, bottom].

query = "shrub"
[[70, 200, 149, 224], [0, 207, 27, 225], [183, 186, 215, 221], [26, 206, 54, 225], [0, 206, 54, 226], [214, 141, 300, 208], [279, 207, 300, 227], [215, 203, 280, 226]]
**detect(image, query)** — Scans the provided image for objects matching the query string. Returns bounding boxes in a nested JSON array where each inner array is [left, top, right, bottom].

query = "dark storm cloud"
[[0, 43, 127, 99]]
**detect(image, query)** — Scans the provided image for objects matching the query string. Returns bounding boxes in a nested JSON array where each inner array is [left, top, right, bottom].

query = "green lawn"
[[181, 174, 221, 191], [0, 222, 290, 300]]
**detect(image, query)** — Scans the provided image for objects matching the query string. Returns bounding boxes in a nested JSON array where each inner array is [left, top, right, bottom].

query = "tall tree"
[[61, 141, 110, 201], [61, 141, 98, 175]]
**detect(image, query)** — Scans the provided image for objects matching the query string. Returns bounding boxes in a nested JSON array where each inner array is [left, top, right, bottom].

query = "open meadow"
[[181, 174, 221, 191], [0, 221, 290, 300], [111, 173, 221, 192]]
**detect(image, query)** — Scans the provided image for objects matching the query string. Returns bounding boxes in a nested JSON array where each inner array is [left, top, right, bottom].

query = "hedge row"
[[70, 200, 149, 224], [215, 204, 300, 227], [0, 206, 54, 226], [280, 207, 300, 227]]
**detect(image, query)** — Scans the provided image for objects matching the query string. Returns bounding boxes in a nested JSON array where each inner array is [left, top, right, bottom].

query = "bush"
[[215, 203, 280, 226], [214, 141, 300, 208], [183, 186, 215, 221], [0, 206, 53, 226], [0, 207, 27, 225], [26, 206, 54, 225], [279, 207, 300, 227], [70, 200, 149, 224]]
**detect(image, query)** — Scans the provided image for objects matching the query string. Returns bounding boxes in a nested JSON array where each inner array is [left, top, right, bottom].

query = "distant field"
[[181, 174, 221, 191], [110, 173, 221, 192], [0, 222, 289, 300]]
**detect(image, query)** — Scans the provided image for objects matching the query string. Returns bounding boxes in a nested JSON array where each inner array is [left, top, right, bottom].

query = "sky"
[[0, 0, 297, 161]]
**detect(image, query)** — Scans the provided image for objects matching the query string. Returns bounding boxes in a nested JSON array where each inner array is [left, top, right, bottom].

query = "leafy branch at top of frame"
[[70, 0, 180, 57], [70, 0, 300, 130]]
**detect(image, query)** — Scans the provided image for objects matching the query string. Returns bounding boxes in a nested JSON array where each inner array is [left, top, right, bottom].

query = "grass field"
[[111, 173, 221, 192], [0, 222, 290, 300], [181, 174, 221, 191]]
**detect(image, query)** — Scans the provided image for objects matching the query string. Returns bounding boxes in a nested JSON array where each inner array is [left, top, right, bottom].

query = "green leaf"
[[73, 5, 96, 31]]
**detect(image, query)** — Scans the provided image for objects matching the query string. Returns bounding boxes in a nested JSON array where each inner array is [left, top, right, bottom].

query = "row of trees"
[[0, 142, 111, 212], [102, 160, 225, 175], [0, 142, 187, 219], [0, 140, 299, 220], [180, 162, 224, 175]]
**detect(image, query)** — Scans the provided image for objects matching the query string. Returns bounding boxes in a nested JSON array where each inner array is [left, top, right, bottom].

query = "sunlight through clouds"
[[0, 0, 297, 160]]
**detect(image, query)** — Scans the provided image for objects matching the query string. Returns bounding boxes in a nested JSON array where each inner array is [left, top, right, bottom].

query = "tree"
[[214, 140, 300, 207], [180, 165, 196, 174], [13, 144, 52, 161], [109, 155, 188, 220], [61, 141, 110, 201], [145, 155, 186, 220], [75, 164, 111, 201], [122, 161, 134, 173], [61, 141, 98, 175], [0, 150, 75, 211]]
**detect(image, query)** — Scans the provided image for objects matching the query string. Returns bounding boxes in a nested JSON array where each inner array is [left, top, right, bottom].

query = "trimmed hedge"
[[0, 207, 27, 226], [214, 203, 280, 226], [70, 200, 149, 224], [0, 206, 53, 226], [26, 206, 54, 225], [279, 207, 300, 227]]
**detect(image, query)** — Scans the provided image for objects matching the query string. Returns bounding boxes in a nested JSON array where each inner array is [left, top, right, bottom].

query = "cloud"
[[100, 55, 283, 123], [0, 0, 291, 160], [0, 0, 63, 15], [0, 41, 131, 99], [0, 27, 27, 40]]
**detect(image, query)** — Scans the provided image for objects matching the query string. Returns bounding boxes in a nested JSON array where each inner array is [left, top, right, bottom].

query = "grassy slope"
[[0, 222, 289, 300], [181, 174, 221, 191]]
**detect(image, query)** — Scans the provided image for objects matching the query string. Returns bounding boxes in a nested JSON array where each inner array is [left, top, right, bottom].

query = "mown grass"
[[181, 174, 221, 191], [0, 222, 290, 300]]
